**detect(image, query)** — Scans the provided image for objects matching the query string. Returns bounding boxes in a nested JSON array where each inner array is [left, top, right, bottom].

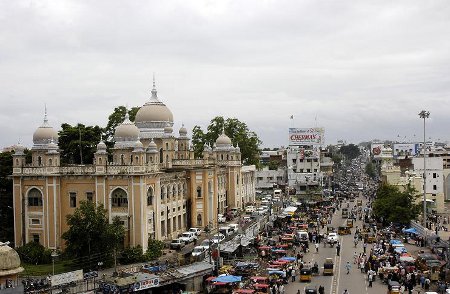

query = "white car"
[[179, 232, 197, 244], [327, 232, 338, 244], [199, 239, 211, 251], [211, 233, 225, 244], [257, 207, 268, 215], [191, 246, 207, 257], [189, 228, 202, 236], [245, 206, 256, 213], [218, 214, 226, 223]]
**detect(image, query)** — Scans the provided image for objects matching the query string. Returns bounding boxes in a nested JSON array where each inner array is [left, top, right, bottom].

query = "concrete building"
[[11, 82, 256, 252], [286, 146, 322, 195], [255, 167, 286, 190]]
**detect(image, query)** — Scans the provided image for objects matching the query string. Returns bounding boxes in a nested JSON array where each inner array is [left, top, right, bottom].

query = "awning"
[[212, 275, 242, 283], [402, 228, 418, 234]]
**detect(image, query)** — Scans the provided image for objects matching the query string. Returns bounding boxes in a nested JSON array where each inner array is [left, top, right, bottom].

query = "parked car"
[[218, 214, 227, 223], [245, 206, 256, 213], [170, 238, 185, 250], [179, 232, 197, 244], [189, 228, 202, 236], [211, 233, 225, 244], [191, 246, 207, 257], [257, 207, 268, 215], [199, 239, 212, 251]]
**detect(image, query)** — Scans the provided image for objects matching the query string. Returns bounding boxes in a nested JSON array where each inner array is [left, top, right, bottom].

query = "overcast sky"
[[1, 0, 449, 148]]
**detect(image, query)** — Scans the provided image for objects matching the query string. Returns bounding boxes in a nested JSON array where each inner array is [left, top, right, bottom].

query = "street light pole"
[[51, 250, 59, 276], [419, 110, 430, 228]]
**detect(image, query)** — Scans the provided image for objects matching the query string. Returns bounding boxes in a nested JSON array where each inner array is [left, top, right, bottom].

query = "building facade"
[[11, 83, 255, 252]]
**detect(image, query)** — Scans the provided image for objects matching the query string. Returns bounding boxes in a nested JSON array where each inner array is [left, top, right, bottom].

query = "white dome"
[[0, 243, 24, 276], [147, 139, 158, 153], [114, 113, 139, 141], [135, 81, 174, 128], [33, 112, 58, 145], [216, 133, 232, 146], [179, 124, 188, 137], [97, 140, 107, 150]]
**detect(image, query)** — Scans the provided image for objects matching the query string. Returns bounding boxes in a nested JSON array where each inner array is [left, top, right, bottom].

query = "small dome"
[[147, 139, 158, 153], [47, 139, 59, 154], [114, 113, 139, 140], [0, 242, 24, 275], [97, 140, 107, 150], [164, 123, 173, 134], [135, 139, 144, 149], [33, 111, 58, 145], [179, 124, 187, 136], [14, 143, 25, 155], [216, 132, 232, 146]]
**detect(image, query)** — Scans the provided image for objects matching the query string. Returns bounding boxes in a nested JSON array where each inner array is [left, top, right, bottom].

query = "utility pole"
[[419, 110, 430, 228]]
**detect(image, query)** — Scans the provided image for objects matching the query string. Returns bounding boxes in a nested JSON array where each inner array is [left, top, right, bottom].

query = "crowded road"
[[284, 195, 386, 294]]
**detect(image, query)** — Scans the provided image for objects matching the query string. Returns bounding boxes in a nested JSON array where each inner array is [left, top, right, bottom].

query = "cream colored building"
[[11, 83, 255, 252]]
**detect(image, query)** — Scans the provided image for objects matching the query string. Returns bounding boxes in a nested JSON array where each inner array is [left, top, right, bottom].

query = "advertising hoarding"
[[51, 270, 83, 287], [133, 277, 160, 291], [371, 143, 383, 159], [393, 143, 419, 158], [289, 128, 324, 146]]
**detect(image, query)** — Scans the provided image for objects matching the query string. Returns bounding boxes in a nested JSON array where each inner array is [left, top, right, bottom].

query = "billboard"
[[371, 143, 383, 159], [289, 128, 324, 146], [393, 143, 419, 158], [51, 270, 83, 287]]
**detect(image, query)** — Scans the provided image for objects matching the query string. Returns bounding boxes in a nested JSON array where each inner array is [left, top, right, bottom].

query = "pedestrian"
[[368, 273, 373, 287], [336, 244, 341, 256], [318, 285, 324, 294], [315, 243, 319, 253], [291, 268, 296, 282], [342, 289, 349, 294], [345, 261, 351, 274], [278, 284, 284, 294]]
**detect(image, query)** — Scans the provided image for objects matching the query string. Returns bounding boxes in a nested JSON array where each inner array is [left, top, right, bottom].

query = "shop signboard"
[[133, 277, 160, 291], [289, 128, 324, 146], [371, 143, 383, 159]]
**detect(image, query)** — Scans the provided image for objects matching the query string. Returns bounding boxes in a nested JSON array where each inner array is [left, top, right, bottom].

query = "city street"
[[284, 196, 387, 294]]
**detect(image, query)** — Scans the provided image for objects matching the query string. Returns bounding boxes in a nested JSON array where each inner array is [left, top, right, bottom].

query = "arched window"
[[159, 148, 163, 163], [161, 186, 166, 201], [130, 154, 133, 164], [172, 186, 176, 199], [38, 156, 42, 166], [221, 154, 224, 160], [120, 154, 125, 165], [28, 188, 43, 206], [48, 158, 52, 166], [111, 188, 128, 207], [166, 143, 169, 150], [197, 186, 202, 198], [197, 214, 202, 226], [135, 156, 139, 164], [226, 154, 229, 160], [15, 159, 19, 166], [147, 188, 154, 206], [99, 158, 102, 164]]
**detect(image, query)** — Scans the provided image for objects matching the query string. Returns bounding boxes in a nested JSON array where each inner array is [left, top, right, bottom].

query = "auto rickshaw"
[[346, 219, 354, 228], [326, 225, 335, 233], [300, 268, 312, 282], [388, 280, 401, 294], [341, 208, 348, 218], [338, 225, 351, 235], [323, 258, 334, 275]]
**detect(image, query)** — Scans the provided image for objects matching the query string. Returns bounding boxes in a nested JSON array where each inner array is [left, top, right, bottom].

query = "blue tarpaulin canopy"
[[212, 275, 242, 283], [390, 240, 403, 245], [268, 270, 286, 277], [394, 247, 408, 254], [279, 257, 296, 261], [402, 228, 418, 234]]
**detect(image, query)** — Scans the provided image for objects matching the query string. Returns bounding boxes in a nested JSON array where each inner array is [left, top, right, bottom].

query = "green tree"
[[118, 246, 146, 265], [145, 239, 165, 260], [0, 151, 13, 244], [339, 144, 361, 161], [16, 241, 52, 265], [62, 201, 124, 261], [191, 116, 262, 166], [104, 106, 140, 142], [58, 123, 103, 164], [365, 162, 376, 179], [268, 160, 279, 170], [372, 184, 420, 225]]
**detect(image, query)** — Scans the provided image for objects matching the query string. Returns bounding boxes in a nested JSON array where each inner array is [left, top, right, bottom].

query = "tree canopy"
[[62, 201, 124, 260], [372, 184, 420, 225], [58, 124, 103, 165], [365, 162, 377, 179], [0, 152, 13, 244], [339, 144, 361, 161], [191, 116, 262, 166]]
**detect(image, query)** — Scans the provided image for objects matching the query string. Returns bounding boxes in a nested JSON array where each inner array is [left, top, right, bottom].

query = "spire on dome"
[[151, 73, 158, 100]]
